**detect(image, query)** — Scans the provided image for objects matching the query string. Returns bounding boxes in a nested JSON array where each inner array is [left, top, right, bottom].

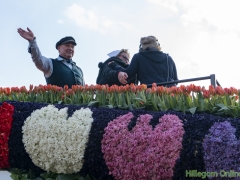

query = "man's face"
[[57, 43, 75, 59], [118, 52, 130, 64]]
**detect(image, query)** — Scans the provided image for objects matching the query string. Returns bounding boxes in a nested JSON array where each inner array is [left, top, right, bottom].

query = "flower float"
[[1, 85, 240, 180]]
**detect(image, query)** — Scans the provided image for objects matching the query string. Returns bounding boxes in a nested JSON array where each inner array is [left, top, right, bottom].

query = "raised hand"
[[17, 27, 34, 41]]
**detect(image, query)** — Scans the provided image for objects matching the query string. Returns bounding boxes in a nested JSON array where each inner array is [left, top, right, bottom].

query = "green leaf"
[[117, 105, 128, 110], [87, 101, 99, 107], [128, 103, 133, 110], [8, 168, 22, 174], [228, 106, 238, 117], [58, 100, 63, 104], [10, 174, 18, 180], [135, 106, 146, 110], [215, 104, 229, 114], [21, 174, 28, 180], [83, 175, 91, 180], [88, 174, 97, 180], [172, 107, 180, 111], [40, 172, 57, 179], [12, 93, 18, 101], [106, 104, 114, 108], [216, 103, 228, 109], [78, 177, 85, 180], [189, 107, 197, 114], [132, 97, 146, 103], [8, 168, 30, 180], [27, 169, 37, 179], [56, 174, 79, 180], [66, 97, 72, 104]]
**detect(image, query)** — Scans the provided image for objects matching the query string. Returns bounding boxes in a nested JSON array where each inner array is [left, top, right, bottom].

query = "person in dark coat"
[[111, 36, 178, 86], [96, 49, 137, 86]]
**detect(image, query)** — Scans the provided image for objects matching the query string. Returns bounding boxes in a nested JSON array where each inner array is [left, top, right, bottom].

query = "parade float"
[[1, 83, 240, 180]]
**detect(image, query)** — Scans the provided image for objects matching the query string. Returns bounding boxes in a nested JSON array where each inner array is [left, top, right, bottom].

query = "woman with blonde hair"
[[96, 49, 137, 86]]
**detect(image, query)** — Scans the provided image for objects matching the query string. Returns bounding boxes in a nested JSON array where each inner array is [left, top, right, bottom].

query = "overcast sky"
[[1, 0, 240, 90], [1, 1, 240, 178]]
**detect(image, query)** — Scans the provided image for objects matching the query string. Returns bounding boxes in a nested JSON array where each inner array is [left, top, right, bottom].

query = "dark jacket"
[[45, 59, 85, 88], [96, 57, 137, 86], [109, 48, 178, 86]]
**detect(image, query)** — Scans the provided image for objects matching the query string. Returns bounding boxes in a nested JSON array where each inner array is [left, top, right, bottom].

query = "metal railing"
[[146, 74, 221, 88]]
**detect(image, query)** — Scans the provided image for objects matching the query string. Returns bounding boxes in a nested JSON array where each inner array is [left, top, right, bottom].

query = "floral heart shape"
[[203, 121, 240, 175], [102, 112, 184, 180], [22, 105, 93, 174]]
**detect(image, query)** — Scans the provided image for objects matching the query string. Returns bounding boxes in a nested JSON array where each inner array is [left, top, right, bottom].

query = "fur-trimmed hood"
[[98, 57, 129, 69]]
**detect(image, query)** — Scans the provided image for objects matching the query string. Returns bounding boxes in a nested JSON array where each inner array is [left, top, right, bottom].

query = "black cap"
[[56, 36, 77, 49]]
